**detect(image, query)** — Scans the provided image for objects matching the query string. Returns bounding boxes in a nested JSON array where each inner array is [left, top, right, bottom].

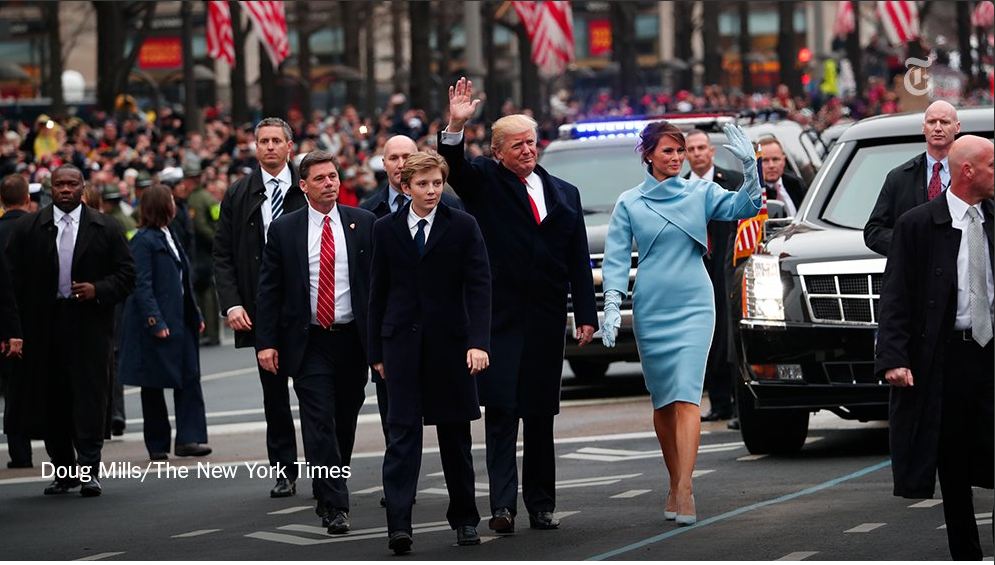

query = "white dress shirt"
[[946, 190, 994, 330], [261, 164, 293, 238], [408, 204, 438, 242], [306, 203, 353, 325], [53, 204, 82, 248], [388, 185, 410, 213], [440, 128, 547, 222], [689, 166, 715, 183], [770, 176, 798, 217], [925, 153, 951, 194]]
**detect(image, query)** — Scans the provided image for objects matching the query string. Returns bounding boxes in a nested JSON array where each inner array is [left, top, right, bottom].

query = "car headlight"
[[743, 254, 785, 321]]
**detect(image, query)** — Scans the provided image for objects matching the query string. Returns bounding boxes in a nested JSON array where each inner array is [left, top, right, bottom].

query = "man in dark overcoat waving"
[[438, 77, 597, 533], [875, 135, 994, 560]]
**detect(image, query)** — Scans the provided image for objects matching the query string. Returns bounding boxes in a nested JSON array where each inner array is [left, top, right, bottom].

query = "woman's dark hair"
[[139, 184, 175, 228], [637, 121, 686, 165]]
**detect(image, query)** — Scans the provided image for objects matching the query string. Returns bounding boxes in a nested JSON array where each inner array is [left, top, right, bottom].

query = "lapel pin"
[[349, 223, 356, 230]]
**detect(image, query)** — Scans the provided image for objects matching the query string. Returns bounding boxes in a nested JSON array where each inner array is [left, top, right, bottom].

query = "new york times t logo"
[[904, 57, 932, 97]]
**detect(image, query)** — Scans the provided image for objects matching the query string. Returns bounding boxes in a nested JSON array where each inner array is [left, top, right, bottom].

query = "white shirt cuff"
[[226, 305, 244, 316], [439, 130, 464, 145]]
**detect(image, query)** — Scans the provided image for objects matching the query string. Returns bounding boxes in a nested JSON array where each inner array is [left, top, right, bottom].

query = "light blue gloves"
[[600, 290, 623, 348], [722, 123, 762, 202], [722, 123, 756, 165]]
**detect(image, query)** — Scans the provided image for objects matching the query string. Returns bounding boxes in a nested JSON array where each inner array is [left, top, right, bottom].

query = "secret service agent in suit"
[[757, 137, 806, 218], [255, 150, 376, 536], [440, 77, 598, 533], [875, 136, 994, 560], [682, 129, 745, 422], [118, 185, 211, 461], [368, 152, 491, 555], [359, 134, 463, 494], [864, 100, 961, 256], [1, 174, 30, 468], [213, 117, 307, 498], [4, 165, 135, 496]]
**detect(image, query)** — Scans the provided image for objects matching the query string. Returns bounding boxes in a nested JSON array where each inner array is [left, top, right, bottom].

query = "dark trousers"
[[484, 406, 555, 516], [375, 379, 390, 447], [196, 282, 219, 342], [2, 359, 32, 466], [258, 363, 299, 482], [938, 337, 994, 560], [295, 324, 367, 513], [139, 382, 208, 455], [45, 303, 104, 478], [383, 421, 480, 534]]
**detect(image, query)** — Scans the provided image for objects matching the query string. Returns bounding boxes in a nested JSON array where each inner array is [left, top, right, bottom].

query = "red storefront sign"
[[139, 37, 183, 70], [588, 19, 611, 57]]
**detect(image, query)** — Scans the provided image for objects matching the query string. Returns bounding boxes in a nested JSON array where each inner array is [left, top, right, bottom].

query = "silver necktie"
[[58, 214, 74, 298], [967, 206, 993, 346]]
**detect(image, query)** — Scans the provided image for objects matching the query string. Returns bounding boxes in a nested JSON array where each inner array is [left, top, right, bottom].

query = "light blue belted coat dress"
[[602, 170, 762, 409]]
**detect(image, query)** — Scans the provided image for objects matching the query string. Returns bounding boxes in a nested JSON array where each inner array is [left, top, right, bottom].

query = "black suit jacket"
[[213, 165, 306, 348], [360, 185, 464, 218], [255, 204, 376, 378], [368, 203, 490, 426], [4, 205, 134, 438], [864, 152, 930, 256], [0, 209, 27, 340], [875, 195, 995, 497], [766, 171, 807, 214], [437, 133, 597, 415]]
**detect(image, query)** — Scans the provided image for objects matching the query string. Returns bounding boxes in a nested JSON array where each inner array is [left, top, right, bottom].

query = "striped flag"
[[206, 1, 235, 66], [833, 1, 855, 38], [240, 0, 291, 69], [973, 1, 994, 28], [877, 1, 920, 46], [733, 156, 768, 265], [512, 1, 575, 77]]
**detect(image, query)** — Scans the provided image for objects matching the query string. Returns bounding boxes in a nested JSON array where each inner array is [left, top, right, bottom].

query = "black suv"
[[737, 107, 995, 454]]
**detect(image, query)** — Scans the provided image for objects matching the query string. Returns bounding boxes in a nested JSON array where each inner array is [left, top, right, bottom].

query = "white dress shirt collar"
[[261, 164, 293, 192], [53, 204, 82, 225], [946, 189, 984, 224], [689, 166, 715, 182], [307, 202, 341, 227]]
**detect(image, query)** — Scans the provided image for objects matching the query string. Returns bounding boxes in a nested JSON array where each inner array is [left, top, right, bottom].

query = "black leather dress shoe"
[[174, 443, 212, 457], [456, 525, 481, 546], [149, 452, 169, 461], [528, 511, 560, 530], [43, 479, 81, 495], [7, 460, 33, 469], [326, 510, 350, 535], [700, 409, 734, 422], [388, 531, 412, 555], [488, 507, 515, 533], [80, 478, 102, 497], [110, 419, 126, 437], [726, 417, 741, 430], [270, 478, 296, 498]]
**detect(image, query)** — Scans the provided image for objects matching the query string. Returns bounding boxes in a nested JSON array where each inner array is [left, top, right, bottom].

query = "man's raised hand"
[[447, 77, 482, 132]]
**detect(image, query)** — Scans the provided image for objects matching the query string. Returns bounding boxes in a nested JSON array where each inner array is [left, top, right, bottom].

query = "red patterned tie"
[[316, 216, 335, 328], [519, 176, 542, 224], [927, 161, 943, 201]]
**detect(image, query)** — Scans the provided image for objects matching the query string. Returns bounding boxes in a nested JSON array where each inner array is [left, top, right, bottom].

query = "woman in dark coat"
[[118, 185, 211, 460]]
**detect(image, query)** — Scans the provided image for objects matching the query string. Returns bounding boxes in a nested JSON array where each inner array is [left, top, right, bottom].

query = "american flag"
[[733, 157, 768, 265], [206, 1, 235, 66], [240, 0, 291, 69], [833, 1, 855, 38], [511, 1, 575, 77], [973, 1, 994, 28], [877, 1, 920, 47]]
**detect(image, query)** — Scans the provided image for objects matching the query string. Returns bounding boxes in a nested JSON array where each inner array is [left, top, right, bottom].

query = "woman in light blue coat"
[[599, 122, 761, 525]]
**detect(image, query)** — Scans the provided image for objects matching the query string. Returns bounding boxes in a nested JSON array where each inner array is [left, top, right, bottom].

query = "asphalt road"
[[1, 339, 991, 561]]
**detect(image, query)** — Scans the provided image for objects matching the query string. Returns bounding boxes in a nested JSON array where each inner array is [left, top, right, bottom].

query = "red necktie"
[[519, 176, 542, 224], [927, 161, 943, 201], [316, 216, 336, 328]]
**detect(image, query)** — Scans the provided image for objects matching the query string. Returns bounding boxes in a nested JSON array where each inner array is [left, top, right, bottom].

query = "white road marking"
[[75, 553, 125, 561], [939, 518, 992, 530], [562, 442, 742, 462], [611, 489, 651, 499], [844, 523, 885, 533], [426, 471, 445, 477], [776, 551, 818, 560], [479, 535, 499, 544], [171, 529, 222, 538], [908, 499, 943, 508], [268, 506, 313, 515], [737, 454, 768, 461], [804, 436, 824, 444], [692, 469, 715, 478], [352, 485, 384, 495]]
